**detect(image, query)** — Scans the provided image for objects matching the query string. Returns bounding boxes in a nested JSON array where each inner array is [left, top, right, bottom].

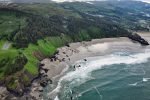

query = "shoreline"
[[0, 32, 149, 100], [38, 35, 149, 100]]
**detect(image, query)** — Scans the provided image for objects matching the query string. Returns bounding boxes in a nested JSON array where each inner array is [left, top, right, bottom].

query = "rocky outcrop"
[[128, 33, 149, 45]]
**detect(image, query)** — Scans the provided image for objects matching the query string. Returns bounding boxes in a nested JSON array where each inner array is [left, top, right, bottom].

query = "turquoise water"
[[70, 63, 150, 100], [55, 51, 150, 100]]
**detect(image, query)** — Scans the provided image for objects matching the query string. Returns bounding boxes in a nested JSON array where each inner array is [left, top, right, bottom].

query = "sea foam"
[[48, 51, 150, 99]]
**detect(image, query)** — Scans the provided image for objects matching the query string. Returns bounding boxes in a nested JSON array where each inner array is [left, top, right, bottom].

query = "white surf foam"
[[129, 77, 150, 86], [129, 81, 142, 86], [129, 82, 138, 86], [48, 51, 150, 99], [143, 78, 150, 82], [54, 96, 59, 100]]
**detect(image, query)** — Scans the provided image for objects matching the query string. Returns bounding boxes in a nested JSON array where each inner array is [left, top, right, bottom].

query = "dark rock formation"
[[41, 68, 49, 73], [53, 51, 59, 55], [65, 43, 70, 47], [39, 89, 43, 92], [39, 63, 45, 67], [40, 82, 47, 87], [7, 84, 24, 97], [84, 59, 87, 61], [40, 78, 52, 87], [128, 33, 149, 45]]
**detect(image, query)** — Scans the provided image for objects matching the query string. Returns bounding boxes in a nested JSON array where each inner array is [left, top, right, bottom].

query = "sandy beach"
[[35, 33, 150, 100], [1, 33, 149, 100]]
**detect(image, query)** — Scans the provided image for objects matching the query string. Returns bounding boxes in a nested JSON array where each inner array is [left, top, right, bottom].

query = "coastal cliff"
[[0, 0, 150, 99]]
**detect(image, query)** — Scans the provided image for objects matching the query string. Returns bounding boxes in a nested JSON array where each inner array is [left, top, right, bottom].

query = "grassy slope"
[[0, 4, 75, 90], [23, 35, 72, 75], [0, 11, 25, 78], [0, 49, 19, 78], [0, 11, 27, 83], [0, 2, 134, 91], [0, 36, 72, 89]]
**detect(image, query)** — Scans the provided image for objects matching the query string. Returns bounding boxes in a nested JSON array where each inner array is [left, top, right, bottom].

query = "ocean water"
[[43, 34, 150, 100], [43, 49, 150, 100]]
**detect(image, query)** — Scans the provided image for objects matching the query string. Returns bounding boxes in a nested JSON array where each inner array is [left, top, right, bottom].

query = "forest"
[[0, 0, 149, 95]]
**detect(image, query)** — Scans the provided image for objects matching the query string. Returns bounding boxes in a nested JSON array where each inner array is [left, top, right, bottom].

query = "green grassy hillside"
[[0, 1, 149, 95]]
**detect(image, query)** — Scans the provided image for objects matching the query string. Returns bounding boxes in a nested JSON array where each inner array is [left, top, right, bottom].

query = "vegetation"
[[61, 1, 150, 31], [23, 35, 72, 75], [0, 0, 149, 95]]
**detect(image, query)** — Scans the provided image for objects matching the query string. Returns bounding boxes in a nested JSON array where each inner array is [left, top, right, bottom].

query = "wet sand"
[[0, 32, 149, 100], [40, 35, 150, 99]]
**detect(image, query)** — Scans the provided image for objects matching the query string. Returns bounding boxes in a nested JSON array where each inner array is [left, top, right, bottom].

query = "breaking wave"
[[48, 51, 150, 99]]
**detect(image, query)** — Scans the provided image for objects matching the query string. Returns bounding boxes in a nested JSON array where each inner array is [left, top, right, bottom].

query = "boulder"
[[39, 63, 45, 67], [65, 43, 70, 47], [84, 59, 87, 61], [40, 77, 52, 87], [40, 81, 47, 87]]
